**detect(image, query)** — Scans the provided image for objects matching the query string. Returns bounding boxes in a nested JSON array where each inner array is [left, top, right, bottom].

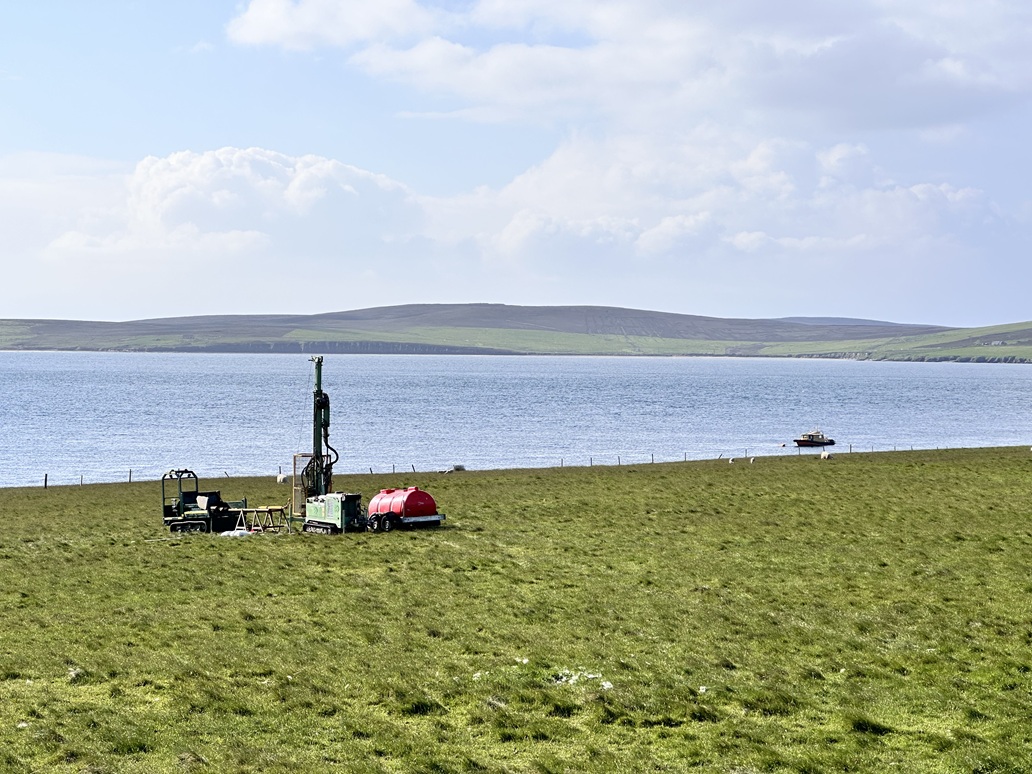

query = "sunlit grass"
[[1, 448, 1031, 771]]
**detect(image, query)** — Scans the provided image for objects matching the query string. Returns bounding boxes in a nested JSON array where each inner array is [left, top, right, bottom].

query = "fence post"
[[129, 469, 132, 483], [44, 473, 48, 489]]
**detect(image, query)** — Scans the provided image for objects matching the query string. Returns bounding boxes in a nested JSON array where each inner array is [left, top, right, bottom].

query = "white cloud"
[[0, 137, 1024, 325], [0, 149, 429, 318], [817, 143, 868, 176], [728, 231, 771, 253], [229, 1, 1032, 133], [414, 128, 999, 295], [0, 153, 127, 256], [227, 0, 437, 49], [635, 213, 714, 256], [7, 1, 1032, 323], [51, 146, 422, 260]]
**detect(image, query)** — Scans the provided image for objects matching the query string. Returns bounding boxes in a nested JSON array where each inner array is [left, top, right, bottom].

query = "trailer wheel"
[[367, 515, 381, 533], [381, 516, 395, 533]]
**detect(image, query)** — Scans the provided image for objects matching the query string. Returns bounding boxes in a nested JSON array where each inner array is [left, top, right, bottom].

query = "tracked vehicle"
[[161, 468, 247, 533]]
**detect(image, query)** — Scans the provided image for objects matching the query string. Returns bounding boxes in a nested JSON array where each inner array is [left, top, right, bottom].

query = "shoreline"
[[2, 347, 1031, 363], [4, 444, 1027, 491]]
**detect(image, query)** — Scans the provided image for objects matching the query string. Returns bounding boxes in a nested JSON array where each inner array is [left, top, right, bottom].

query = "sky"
[[2, 1, 1031, 327]]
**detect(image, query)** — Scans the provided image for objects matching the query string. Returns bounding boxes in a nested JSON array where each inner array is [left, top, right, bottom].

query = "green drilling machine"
[[293, 356, 367, 533]]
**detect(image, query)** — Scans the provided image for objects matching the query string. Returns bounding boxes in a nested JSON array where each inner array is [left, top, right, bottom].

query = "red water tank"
[[367, 487, 439, 518]]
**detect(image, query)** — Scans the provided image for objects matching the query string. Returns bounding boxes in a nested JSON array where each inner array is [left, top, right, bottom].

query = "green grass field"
[[2, 449, 1031, 772]]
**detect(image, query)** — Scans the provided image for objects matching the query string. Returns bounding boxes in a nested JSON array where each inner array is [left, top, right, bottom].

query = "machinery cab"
[[162, 468, 247, 533], [162, 468, 199, 523]]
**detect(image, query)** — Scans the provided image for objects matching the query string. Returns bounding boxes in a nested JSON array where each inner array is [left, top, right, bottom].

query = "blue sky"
[[2, 1, 1031, 326]]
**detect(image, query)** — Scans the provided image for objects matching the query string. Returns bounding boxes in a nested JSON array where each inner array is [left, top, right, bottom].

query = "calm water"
[[1, 352, 1031, 487]]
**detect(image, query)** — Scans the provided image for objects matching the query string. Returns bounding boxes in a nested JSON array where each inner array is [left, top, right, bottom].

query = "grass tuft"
[[848, 714, 895, 736]]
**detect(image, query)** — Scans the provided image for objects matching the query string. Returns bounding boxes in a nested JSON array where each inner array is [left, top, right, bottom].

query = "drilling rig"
[[159, 355, 444, 536], [290, 355, 444, 534], [302, 355, 337, 499], [291, 356, 365, 533]]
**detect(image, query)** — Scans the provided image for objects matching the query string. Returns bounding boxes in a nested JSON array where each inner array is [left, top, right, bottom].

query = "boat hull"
[[794, 438, 835, 447]]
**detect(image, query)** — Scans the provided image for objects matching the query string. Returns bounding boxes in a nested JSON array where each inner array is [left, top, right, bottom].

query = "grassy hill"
[[1, 448, 1031, 771], [1, 303, 1031, 361]]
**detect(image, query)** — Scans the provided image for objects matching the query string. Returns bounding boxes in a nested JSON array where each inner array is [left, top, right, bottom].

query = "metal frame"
[[161, 468, 200, 524]]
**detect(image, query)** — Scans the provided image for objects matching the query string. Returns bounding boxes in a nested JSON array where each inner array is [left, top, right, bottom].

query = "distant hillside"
[[1, 303, 1030, 362], [776, 316, 909, 327]]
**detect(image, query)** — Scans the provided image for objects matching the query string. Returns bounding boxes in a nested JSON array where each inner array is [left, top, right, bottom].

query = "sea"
[[1, 351, 1031, 488]]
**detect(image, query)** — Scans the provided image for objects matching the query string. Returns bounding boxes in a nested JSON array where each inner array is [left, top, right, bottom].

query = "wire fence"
[[17, 442, 995, 489]]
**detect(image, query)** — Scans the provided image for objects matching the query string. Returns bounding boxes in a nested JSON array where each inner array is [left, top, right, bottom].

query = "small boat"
[[794, 428, 835, 447]]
